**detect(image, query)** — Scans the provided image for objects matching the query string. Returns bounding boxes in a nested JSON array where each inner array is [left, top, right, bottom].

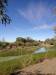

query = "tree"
[[53, 26, 56, 39], [0, 41, 9, 49], [53, 7, 56, 15], [53, 26, 56, 34], [0, 0, 11, 26]]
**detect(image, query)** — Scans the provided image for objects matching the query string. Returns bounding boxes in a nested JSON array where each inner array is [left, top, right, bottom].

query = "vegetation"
[[0, 0, 56, 75], [0, 46, 38, 56], [45, 38, 56, 46], [0, 0, 11, 25], [0, 37, 56, 75], [16, 37, 40, 46], [0, 49, 56, 75], [0, 37, 40, 50], [0, 37, 56, 50], [53, 25, 56, 35]]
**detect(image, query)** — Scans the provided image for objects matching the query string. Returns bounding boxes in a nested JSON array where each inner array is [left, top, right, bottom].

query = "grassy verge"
[[0, 46, 56, 75], [0, 55, 33, 75], [0, 50, 56, 75], [0, 46, 38, 56]]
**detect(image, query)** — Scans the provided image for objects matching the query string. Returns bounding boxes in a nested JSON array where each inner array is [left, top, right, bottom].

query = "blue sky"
[[0, 0, 56, 42]]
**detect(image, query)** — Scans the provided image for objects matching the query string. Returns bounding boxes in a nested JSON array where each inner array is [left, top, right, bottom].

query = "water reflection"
[[33, 47, 47, 54]]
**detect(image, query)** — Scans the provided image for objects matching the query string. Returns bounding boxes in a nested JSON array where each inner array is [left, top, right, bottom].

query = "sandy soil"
[[11, 58, 56, 75], [21, 58, 56, 75]]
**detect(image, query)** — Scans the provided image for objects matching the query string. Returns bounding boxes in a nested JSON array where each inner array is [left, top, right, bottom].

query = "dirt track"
[[11, 58, 56, 75], [21, 58, 56, 75]]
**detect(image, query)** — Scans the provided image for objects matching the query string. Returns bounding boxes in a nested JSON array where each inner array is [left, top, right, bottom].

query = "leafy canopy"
[[0, 0, 11, 25]]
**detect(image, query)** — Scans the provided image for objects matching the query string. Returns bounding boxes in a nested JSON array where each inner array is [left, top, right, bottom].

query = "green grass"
[[0, 51, 56, 75], [0, 46, 56, 75], [47, 45, 56, 51], [0, 46, 38, 56], [0, 55, 33, 75]]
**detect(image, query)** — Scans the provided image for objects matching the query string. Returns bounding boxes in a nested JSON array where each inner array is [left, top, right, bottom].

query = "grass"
[[0, 46, 38, 56], [46, 45, 56, 58], [0, 55, 33, 75], [0, 51, 56, 75], [0, 46, 56, 75]]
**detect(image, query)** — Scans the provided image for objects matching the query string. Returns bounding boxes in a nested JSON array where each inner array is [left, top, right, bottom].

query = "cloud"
[[18, 10, 26, 18], [17, 2, 56, 31], [18, 9, 33, 20], [33, 24, 56, 30], [18, 3, 48, 21]]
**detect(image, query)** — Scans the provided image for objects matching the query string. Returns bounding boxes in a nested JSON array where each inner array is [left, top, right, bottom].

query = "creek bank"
[[10, 58, 56, 75]]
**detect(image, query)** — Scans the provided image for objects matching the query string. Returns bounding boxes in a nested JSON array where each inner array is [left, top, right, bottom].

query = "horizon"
[[0, 0, 56, 42], [0, 36, 54, 43]]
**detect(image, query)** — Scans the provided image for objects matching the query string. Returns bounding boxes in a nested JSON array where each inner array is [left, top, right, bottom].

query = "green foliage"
[[0, 41, 9, 49], [0, 46, 38, 56], [16, 37, 40, 46], [53, 26, 56, 35], [45, 38, 56, 45], [0, 55, 33, 75], [0, 0, 11, 25], [0, 48, 56, 75], [0, 37, 56, 75], [0, 37, 41, 50]]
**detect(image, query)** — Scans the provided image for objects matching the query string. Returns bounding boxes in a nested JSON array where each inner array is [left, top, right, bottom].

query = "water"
[[0, 48, 47, 62], [33, 47, 47, 54]]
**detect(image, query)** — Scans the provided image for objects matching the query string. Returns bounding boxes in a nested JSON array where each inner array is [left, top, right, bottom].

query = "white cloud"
[[33, 24, 56, 30], [17, 2, 56, 31], [18, 3, 49, 21], [18, 10, 27, 19]]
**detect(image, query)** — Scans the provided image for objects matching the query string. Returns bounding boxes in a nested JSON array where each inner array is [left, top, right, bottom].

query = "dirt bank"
[[11, 58, 56, 75]]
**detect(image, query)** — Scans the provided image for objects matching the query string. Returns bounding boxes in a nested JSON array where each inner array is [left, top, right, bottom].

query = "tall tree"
[[52, 7, 56, 39], [0, 0, 11, 26], [53, 26, 56, 39], [53, 7, 56, 15]]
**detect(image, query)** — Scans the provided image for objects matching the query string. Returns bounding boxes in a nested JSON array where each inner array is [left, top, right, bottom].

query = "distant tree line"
[[0, 37, 40, 50], [45, 38, 56, 45], [0, 37, 56, 50], [16, 37, 40, 46]]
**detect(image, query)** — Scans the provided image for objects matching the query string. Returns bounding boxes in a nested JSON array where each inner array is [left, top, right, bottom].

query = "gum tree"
[[0, 0, 11, 26], [53, 26, 56, 39]]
